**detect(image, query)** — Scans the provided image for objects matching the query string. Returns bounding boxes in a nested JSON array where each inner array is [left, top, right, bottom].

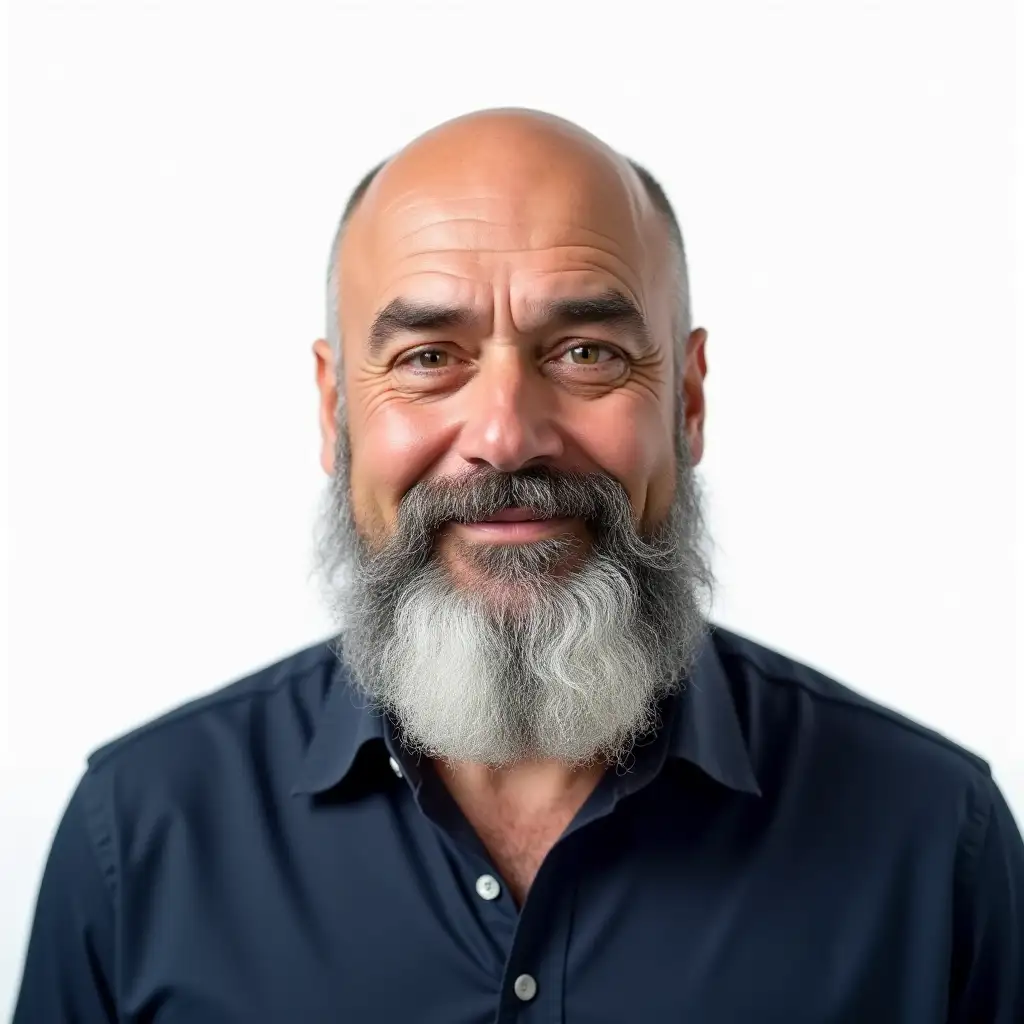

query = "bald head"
[[325, 109, 690, 367]]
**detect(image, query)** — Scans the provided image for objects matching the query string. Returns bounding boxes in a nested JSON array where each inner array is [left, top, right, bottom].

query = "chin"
[[469, 581, 547, 620]]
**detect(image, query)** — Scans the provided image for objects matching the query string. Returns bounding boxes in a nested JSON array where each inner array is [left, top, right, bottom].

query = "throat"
[[432, 758, 606, 906]]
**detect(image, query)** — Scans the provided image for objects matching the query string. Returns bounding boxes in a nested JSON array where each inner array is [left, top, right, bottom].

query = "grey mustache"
[[399, 468, 627, 535]]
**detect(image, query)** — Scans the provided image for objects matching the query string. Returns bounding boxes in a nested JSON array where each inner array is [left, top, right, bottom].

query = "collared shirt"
[[13, 625, 1023, 1023]]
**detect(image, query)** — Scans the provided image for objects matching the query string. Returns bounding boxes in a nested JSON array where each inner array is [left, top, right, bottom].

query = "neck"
[[432, 755, 608, 905], [433, 756, 606, 817]]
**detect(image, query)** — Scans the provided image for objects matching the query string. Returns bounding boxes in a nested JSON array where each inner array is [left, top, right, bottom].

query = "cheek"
[[348, 400, 452, 535], [573, 401, 675, 521]]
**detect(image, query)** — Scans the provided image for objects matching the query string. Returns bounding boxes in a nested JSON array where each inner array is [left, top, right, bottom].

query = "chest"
[[119, 803, 951, 1024]]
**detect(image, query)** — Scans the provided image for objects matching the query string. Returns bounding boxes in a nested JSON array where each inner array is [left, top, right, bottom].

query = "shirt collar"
[[290, 666, 388, 797], [292, 627, 761, 798], [664, 628, 762, 796]]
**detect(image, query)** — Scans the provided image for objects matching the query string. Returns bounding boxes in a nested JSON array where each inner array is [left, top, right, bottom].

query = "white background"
[[4, 0, 1020, 1014]]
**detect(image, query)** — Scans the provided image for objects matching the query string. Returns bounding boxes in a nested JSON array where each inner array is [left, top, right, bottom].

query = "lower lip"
[[454, 517, 576, 542]]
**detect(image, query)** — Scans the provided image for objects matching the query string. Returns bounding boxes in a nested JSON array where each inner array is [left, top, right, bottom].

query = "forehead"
[[337, 154, 673, 335]]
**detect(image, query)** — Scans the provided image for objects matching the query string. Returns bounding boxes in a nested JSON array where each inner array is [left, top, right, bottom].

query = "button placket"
[[493, 832, 580, 1022]]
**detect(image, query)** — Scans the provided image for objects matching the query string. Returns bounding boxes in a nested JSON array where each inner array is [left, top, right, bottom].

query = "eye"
[[559, 343, 619, 366], [400, 348, 451, 370]]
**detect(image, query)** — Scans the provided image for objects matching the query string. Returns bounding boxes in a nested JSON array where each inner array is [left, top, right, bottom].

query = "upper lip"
[[478, 507, 547, 523]]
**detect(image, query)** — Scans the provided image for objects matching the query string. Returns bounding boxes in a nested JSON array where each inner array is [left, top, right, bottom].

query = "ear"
[[313, 339, 339, 475], [681, 328, 708, 465]]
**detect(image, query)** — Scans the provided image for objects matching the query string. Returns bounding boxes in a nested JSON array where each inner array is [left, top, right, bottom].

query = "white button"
[[513, 974, 537, 1002], [388, 756, 403, 778], [475, 874, 501, 901]]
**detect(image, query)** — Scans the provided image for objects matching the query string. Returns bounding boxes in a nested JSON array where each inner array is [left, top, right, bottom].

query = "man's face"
[[314, 113, 711, 767]]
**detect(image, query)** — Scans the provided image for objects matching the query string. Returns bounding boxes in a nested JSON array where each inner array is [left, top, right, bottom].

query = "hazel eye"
[[405, 349, 450, 369], [564, 344, 615, 365]]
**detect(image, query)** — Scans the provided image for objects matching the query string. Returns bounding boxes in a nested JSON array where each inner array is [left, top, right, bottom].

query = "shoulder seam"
[[87, 657, 329, 771], [716, 644, 992, 777], [77, 770, 119, 900], [958, 774, 995, 875]]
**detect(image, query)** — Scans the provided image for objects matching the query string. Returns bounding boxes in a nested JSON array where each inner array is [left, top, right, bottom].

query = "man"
[[14, 108, 1022, 1022]]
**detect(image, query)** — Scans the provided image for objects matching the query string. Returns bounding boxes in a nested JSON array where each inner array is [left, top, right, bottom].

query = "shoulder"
[[84, 640, 339, 802], [710, 625, 993, 802]]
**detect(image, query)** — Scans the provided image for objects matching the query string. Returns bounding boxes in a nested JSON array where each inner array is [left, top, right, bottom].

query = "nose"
[[453, 349, 564, 473]]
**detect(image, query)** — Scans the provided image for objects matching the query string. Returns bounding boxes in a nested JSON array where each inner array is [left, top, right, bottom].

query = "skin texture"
[[312, 109, 710, 898]]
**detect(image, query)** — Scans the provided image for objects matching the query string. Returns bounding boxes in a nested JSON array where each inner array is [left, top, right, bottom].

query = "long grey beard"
[[315, 411, 713, 769]]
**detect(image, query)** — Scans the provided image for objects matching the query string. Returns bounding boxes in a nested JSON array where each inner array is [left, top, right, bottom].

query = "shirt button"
[[475, 874, 501, 901], [513, 974, 537, 1002], [388, 756, 403, 779]]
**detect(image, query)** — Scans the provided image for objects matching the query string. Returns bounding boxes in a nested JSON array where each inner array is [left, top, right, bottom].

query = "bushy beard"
[[315, 406, 713, 769]]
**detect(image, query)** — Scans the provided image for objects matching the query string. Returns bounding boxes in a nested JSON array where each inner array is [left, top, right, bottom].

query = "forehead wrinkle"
[[349, 172, 659, 291], [368, 244, 643, 303], [383, 245, 641, 266], [380, 243, 643, 281], [378, 268, 486, 289], [350, 193, 662, 336], [382, 213, 643, 257], [372, 185, 646, 241], [371, 254, 650, 323], [376, 175, 638, 208], [377, 192, 518, 217]]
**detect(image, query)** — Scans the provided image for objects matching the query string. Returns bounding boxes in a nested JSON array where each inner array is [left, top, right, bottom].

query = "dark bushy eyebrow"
[[366, 289, 651, 356], [528, 290, 651, 346], [367, 300, 480, 356]]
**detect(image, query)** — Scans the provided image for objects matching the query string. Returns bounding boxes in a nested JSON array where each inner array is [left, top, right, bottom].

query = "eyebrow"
[[367, 300, 480, 356], [366, 289, 652, 357]]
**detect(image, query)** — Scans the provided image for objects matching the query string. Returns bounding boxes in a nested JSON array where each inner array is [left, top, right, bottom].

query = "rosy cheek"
[[353, 401, 453, 525], [571, 403, 675, 520]]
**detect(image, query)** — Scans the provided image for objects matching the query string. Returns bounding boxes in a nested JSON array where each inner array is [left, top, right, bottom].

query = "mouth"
[[453, 506, 577, 543]]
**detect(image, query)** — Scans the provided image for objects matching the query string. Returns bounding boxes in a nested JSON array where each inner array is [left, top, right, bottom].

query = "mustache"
[[338, 461, 693, 582], [394, 466, 634, 540]]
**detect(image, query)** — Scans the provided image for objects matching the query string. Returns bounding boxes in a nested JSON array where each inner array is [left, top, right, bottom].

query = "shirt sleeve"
[[12, 769, 119, 1024], [948, 772, 1024, 1023]]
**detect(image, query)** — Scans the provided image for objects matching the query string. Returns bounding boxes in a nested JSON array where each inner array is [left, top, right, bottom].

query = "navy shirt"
[[14, 626, 1023, 1023]]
